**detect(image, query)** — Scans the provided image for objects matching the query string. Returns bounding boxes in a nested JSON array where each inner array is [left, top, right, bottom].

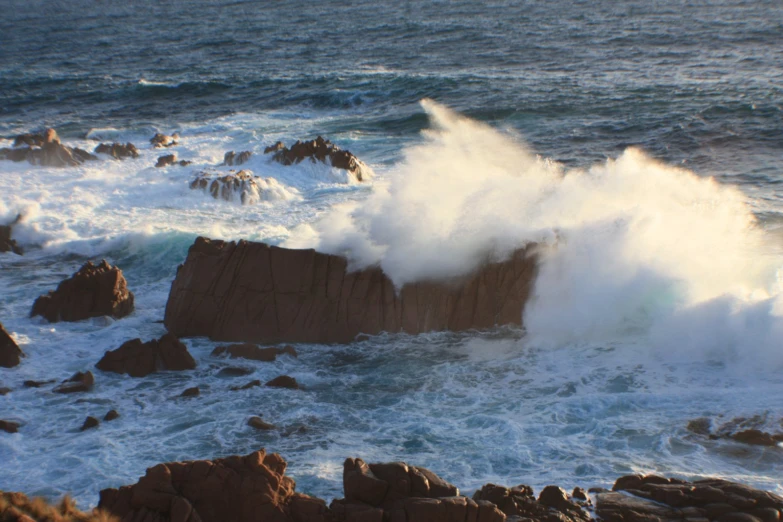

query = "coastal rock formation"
[[222, 150, 252, 166], [156, 154, 191, 167], [189, 170, 292, 204], [0, 214, 23, 255], [265, 136, 370, 181], [211, 343, 297, 362], [98, 449, 326, 522], [473, 483, 590, 522], [31, 260, 135, 323], [0, 322, 24, 368], [1, 128, 98, 167], [164, 237, 537, 344], [150, 133, 179, 148], [0, 420, 20, 434], [95, 333, 196, 378], [687, 416, 783, 447], [95, 142, 140, 160], [53, 371, 94, 394], [265, 375, 299, 389], [0, 491, 118, 521]]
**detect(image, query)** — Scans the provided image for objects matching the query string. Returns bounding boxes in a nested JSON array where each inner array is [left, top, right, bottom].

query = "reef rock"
[[95, 142, 139, 160], [156, 153, 191, 167], [98, 449, 326, 522], [1, 128, 98, 167], [150, 132, 179, 148], [266, 136, 370, 181], [189, 170, 293, 204], [0, 214, 23, 255], [95, 333, 196, 378], [164, 237, 537, 344], [30, 260, 135, 323], [211, 343, 297, 362], [0, 322, 24, 368], [222, 150, 252, 166], [53, 371, 94, 394]]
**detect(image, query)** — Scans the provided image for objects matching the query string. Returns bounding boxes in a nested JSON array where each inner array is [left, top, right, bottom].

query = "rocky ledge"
[[265, 136, 370, 181], [163, 237, 538, 344], [0, 128, 98, 167]]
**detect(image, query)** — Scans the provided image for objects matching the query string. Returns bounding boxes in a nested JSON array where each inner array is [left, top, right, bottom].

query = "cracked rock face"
[[163, 237, 538, 344]]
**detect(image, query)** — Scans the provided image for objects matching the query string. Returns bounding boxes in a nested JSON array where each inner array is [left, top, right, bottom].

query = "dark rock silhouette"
[[687, 415, 783, 447], [164, 237, 537, 344], [31, 260, 135, 323], [0, 420, 20, 434], [53, 371, 94, 394], [95, 142, 139, 160], [211, 343, 297, 362], [156, 153, 191, 167], [95, 333, 196, 378], [0, 322, 24, 368], [150, 132, 179, 148], [2, 128, 98, 167], [222, 150, 252, 166], [80, 416, 99, 431], [265, 136, 370, 181], [247, 416, 275, 430], [104, 410, 120, 421], [265, 375, 299, 389], [180, 386, 200, 397], [0, 214, 23, 255]]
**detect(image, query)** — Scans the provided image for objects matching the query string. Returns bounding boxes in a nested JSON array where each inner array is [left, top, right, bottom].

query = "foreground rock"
[[0, 214, 23, 255], [95, 142, 139, 160], [189, 169, 292, 204], [0, 322, 24, 368], [266, 136, 370, 181], [31, 260, 135, 323], [0, 490, 118, 521], [1, 128, 98, 167], [96, 333, 196, 378], [98, 449, 326, 522], [164, 237, 537, 344], [211, 343, 297, 362]]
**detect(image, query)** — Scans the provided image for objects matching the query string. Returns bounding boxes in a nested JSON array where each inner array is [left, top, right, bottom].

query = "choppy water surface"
[[1, 0, 782, 507]]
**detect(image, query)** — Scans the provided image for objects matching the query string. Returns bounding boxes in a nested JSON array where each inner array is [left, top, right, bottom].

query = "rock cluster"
[[687, 416, 783, 447], [0, 322, 24, 368], [95, 142, 139, 160], [0, 490, 118, 521], [0, 214, 23, 255], [150, 133, 179, 148], [265, 136, 369, 181], [189, 170, 290, 204], [156, 153, 191, 167], [222, 150, 252, 166], [95, 333, 196, 378], [0, 128, 98, 167], [164, 237, 537, 344], [30, 260, 135, 323]]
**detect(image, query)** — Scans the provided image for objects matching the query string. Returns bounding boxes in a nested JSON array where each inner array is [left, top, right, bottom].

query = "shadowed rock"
[[0, 322, 24, 368], [0, 420, 20, 434], [211, 343, 297, 362], [156, 153, 191, 167], [95, 333, 196, 378], [180, 386, 200, 397], [53, 371, 94, 393], [164, 237, 538, 344], [31, 260, 135, 323], [150, 132, 178, 148], [265, 375, 299, 389], [248, 416, 275, 430], [0, 214, 23, 255], [95, 142, 139, 159], [104, 410, 120, 421], [222, 150, 252, 166], [81, 416, 99, 431]]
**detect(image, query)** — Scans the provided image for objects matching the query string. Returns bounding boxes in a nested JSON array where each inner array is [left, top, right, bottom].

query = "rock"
[[104, 409, 120, 421], [211, 343, 298, 362], [31, 260, 135, 323], [23, 379, 55, 388], [222, 150, 253, 166], [731, 429, 779, 447], [179, 386, 200, 398], [53, 370, 94, 393], [98, 449, 325, 522], [164, 237, 538, 344], [230, 379, 261, 391], [156, 153, 177, 167], [7, 129, 99, 167], [95, 142, 139, 159], [265, 375, 299, 389], [217, 366, 253, 377], [0, 420, 20, 433], [686, 416, 783, 447], [0, 490, 116, 521], [687, 417, 713, 436], [1, 214, 23, 255], [81, 416, 99, 431], [267, 136, 370, 181], [150, 132, 179, 148], [474, 482, 588, 522], [189, 169, 292, 204], [13, 129, 57, 147], [0, 322, 24, 368], [572, 487, 588, 501], [0, 387, 10, 395], [95, 333, 196, 378], [248, 416, 275, 430]]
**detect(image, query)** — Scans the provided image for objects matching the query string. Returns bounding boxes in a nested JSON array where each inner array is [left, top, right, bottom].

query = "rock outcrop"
[[265, 136, 370, 181], [0, 420, 20, 434], [53, 371, 94, 394], [189, 170, 292, 204], [687, 416, 783, 447], [150, 133, 179, 148], [222, 150, 252, 166], [1, 128, 98, 167], [0, 490, 118, 521], [156, 154, 191, 167], [0, 322, 24, 368], [211, 343, 297, 362], [31, 260, 135, 323], [95, 142, 139, 160], [98, 449, 326, 522], [95, 333, 196, 378], [164, 237, 537, 344], [0, 214, 23, 255]]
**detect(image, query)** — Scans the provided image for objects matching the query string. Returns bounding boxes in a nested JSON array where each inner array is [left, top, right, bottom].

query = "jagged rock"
[[156, 153, 190, 167], [473, 482, 588, 522], [150, 132, 179, 148], [222, 150, 253, 166], [180, 386, 200, 397], [211, 343, 297, 362], [189, 170, 292, 204], [95, 333, 196, 378], [1, 214, 23, 255], [164, 237, 537, 344], [248, 416, 275, 430], [230, 379, 261, 391], [104, 409, 120, 421], [31, 260, 135, 323], [687, 416, 783, 447], [265, 375, 299, 389], [13, 129, 57, 147], [4, 129, 98, 167], [266, 136, 370, 181], [81, 416, 99, 431], [0, 420, 20, 434], [53, 371, 94, 393], [95, 142, 139, 159], [0, 322, 24, 368], [0, 490, 118, 521], [98, 449, 326, 522]]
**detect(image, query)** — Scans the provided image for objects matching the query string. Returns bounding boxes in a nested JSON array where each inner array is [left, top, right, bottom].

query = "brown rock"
[[268, 136, 369, 181], [189, 170, 280, 204], [266, 375, 299, 389], [0, 420, 20, 433], [344, 458, 389, 507], [0, 387, 10, 395], [217, 366, 252, 377], [151, 133, 179, 148], [164, 237, 537, 344], [264, 141, 285, 154], [95, 333, 196, 378], [156, 154, 178, 167], [81, 416, 99, 431], [230, 379, 261, 391], [53, 370, 94, 393], [248, 416, 275, 430], [180, 386, 200, 397], [95, 142, 140, 159], [0, 214, 23, 255], [731, 429, 779, 447], [211, 343, 298, 362], [0, 322, 24, 368], [222, 150, 252, 166], [23, 379, 55, 388], [104, 409, 120, 421], [0, 490, 118, 521], [31, 260, 135, 323]]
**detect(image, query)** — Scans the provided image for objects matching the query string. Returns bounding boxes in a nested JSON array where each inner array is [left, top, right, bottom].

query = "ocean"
[[1, 0, 782, 507]]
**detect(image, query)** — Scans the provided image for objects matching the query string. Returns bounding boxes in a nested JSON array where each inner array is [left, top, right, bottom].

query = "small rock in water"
[[0, 420, 20, 433], [180, 386, 200, 397], [247, 416, 275, 430], [53, 370, 94, 393], [81, 416, 99, 431], [0, 387, 10, 395], [104, 409, 120, 421], [217, 366, 253, 377], [265, 375, 299, 389], [230, 379, 261, 391], [23, 379, 55, 388]]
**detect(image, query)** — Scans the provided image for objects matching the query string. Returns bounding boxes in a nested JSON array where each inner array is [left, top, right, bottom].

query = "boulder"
[[222, 150, 252, 166], [189, 170, 292, 204], [98, 449, 327, 522], [211, 343, 297, 362], [150, 132, 179, 148], [164, 237, 537, 344], [95, 333, 196, 378], [104, 409, 120, 421], [53, 370, 94, 393], [180, 386, 200, 397], [31, 260, 135, 323], [0, 322, 24, 368], [95, 142, 139, 160], [265, 375, 299, 389], [1, 214, 23, 255], [266, 136, 370, 181], [247, 416, 275, 430], [0, 420, 20, 434], [81, 416, 99, 431]]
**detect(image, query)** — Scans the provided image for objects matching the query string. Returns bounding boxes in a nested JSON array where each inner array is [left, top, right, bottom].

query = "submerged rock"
[[265, 375, 299, 389], [53, 371, 94, 394], [211, 343, 297, 361], [189, 169, 294, 204], [150, 132, 179, 148], [156, 153, 191, 167], [95, 333, 196, 378], [180, 386, 200, 397], [0, 420, 20, 434], [0, 322, 24, 368], [164, 237, 538, 344], [94, 142, 139, 159], [31, 260, 135, 323], [266, 136, 370, 181]]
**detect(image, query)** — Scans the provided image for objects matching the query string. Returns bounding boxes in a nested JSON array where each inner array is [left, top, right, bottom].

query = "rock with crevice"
[[95, 333, 196, 378], [31, 260, 135, 323], [0, 322, 24, 368], [164, 237, 538, 344], [266, 136, 370, 181]]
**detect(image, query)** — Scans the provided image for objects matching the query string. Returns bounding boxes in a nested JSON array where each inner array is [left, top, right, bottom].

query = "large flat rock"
[[163, 237, 538, 344]]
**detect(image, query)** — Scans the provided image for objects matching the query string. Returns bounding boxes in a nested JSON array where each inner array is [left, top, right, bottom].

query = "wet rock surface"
[[164, 237, 538, 344], [265, 375, 299, 389], [0, 214, 23, 255], [95, 333, 196, 378], [211, 343, 297, 362], [687, 416, 783, 447], [95, 142, 139, 159], [265, 136, 370, 181], [150, 132, 179, 148], [30, 260, 135, 323], [222, 150, 252, 166], [80, 416, 99, 431], [0, 322, 24, 368], [52, 371, 94, 394], [1, 128, 98, 167], [189, 169, 291, 204], [156, 153, 191, 167]]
